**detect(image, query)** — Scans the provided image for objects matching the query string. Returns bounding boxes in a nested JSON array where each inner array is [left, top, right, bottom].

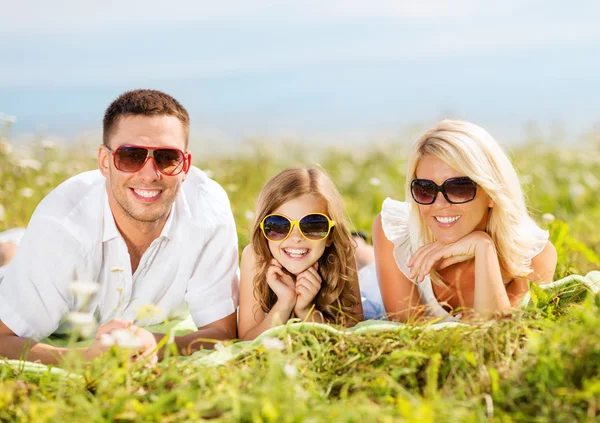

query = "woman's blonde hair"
[[406, 119, 537, 285], [251, 167, 359, 325]]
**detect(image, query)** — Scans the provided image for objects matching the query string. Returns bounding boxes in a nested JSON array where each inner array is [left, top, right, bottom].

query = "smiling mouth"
[[435, 215, 461, 224], [283, 248, 309, 259], [131, 188, 163, 202]]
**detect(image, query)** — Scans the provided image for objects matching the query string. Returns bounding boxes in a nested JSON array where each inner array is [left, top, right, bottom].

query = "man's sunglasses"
[[260, 213, 335, 242], [105, 145, 189, 176], [410, 177, 478, 205]]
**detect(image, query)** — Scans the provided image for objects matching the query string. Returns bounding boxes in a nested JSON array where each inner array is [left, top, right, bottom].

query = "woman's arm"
[[471, 234, 511, 316], [372, 214, 422, 322], [237, 246, 296, 340], [506, 241, 558, 305], [407, 231, 511, 317]]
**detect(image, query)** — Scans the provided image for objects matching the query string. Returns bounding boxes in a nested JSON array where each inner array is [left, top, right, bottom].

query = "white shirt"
[[0, 167, 239, 340]]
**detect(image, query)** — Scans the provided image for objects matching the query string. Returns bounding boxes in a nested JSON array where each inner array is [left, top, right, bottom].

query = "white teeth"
[[435, 216, 461, 223], [134, 189, 160, 198], [284, 248, 309, 258]]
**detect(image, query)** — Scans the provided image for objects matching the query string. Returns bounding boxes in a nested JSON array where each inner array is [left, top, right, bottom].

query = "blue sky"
[[1, 0, 599, 145]]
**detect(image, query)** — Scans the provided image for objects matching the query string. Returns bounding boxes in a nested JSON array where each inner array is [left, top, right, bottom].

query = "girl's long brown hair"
[[251, 167, 359, 326]]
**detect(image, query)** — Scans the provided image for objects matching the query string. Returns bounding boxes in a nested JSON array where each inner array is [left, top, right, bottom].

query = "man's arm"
[[0, 319, 153, 364], [0, 320, 71, 364], [154, 312, 237, 358]]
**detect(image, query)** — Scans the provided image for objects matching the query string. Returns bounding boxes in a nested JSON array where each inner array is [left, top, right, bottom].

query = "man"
[[0, 89, 239, 364]]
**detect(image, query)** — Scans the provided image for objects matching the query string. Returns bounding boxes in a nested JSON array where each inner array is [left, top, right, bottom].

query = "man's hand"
[[84, 319, 158, 364]]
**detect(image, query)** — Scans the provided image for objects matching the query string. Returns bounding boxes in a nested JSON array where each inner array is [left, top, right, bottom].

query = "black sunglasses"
[[410, 177, 478, 205]]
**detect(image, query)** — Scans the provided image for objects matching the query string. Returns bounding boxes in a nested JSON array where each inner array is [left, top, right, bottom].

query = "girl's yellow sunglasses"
[[260, 213, 335, 242]]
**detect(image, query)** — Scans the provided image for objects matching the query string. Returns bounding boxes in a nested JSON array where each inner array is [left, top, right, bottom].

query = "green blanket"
[[3, 271, 599, 375]]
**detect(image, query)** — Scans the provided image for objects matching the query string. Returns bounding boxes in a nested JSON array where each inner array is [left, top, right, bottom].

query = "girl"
[[369, 119, 557, 322], [238, 168, 364, 340]]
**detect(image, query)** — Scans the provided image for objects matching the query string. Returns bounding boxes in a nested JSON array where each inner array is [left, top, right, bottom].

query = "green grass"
[[1, 122, 599, 422]]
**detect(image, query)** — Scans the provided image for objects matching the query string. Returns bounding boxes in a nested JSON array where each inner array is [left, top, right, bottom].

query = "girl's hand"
[[407, 231, 494, 283], [266, 259, 297, 306], [294, 263, 323, 318]]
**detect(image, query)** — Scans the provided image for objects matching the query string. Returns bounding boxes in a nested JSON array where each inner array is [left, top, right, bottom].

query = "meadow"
[[1, 117, 599, 422]]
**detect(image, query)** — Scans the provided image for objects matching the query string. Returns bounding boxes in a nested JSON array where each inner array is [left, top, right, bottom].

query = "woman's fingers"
[[419, 246, 447, 282], [408, 242, 440, 279]]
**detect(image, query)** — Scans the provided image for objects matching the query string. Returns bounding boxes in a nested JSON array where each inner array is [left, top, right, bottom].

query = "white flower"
[[68, 312, 95, 326], [568, 184, 586, 201], [541, 213, 555, 224], [214, 342, 225, 351], [261, 336, 285, 351], [41, 139, 58, 150], [226, 184, 238, 193], [17, 159, 42, 171], [0, 204, 5, 222], [135, 304, 164, 320], [35, 176, 47, 186], [19, 188, 34, 198], [283, 363, 298, 379], [68, 312, 96, 337], [369, 177, 381, 186], [70, 281, 100, 297], [245, 210, 255, 221], [100, 333, 116, 347], [47, 161, 62, 174], [110, 329, 142, 349]]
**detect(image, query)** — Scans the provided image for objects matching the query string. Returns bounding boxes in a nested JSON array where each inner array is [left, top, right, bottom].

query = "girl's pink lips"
[[130, 188, 163, 203]]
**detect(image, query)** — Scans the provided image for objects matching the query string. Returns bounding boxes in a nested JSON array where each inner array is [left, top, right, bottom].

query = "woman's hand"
[[266, 259, 297, 306], [294, 263, 323, 319], [407, 231, 494, 283]]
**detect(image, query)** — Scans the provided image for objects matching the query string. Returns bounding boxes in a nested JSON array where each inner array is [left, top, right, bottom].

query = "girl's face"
[[267, 194, 332, 275], [415, 155, 493, 245]]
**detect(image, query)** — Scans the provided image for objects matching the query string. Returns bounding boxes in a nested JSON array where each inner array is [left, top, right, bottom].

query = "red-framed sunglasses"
[[105, 145, 190, 176]]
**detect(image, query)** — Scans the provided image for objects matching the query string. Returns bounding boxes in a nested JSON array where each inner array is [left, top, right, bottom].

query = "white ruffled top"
[[380, 197, 549, 321]]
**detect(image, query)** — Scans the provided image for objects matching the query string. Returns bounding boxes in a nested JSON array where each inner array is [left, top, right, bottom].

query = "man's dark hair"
[[103, 89, 190, 147]]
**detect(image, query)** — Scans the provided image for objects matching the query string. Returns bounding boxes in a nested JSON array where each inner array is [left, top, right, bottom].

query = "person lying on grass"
[[238, 168, 364, 340], [368, 119, 558, 322], [0, 89, 239, 364]]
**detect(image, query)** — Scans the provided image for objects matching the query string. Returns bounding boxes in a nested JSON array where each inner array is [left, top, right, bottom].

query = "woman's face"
[[414, 155, 493, 245]]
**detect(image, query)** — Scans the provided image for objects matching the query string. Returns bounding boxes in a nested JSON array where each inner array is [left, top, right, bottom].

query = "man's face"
[[98, 115, 189, 225]]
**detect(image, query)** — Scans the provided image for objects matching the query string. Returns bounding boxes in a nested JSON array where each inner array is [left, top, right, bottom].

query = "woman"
[[371, 119, 557, 322]]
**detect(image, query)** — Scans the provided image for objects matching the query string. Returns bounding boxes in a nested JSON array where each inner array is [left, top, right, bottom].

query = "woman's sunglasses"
[[260, 213, 335, 242], [410, 177, 478, 205], [105, 145, 189, 176]]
